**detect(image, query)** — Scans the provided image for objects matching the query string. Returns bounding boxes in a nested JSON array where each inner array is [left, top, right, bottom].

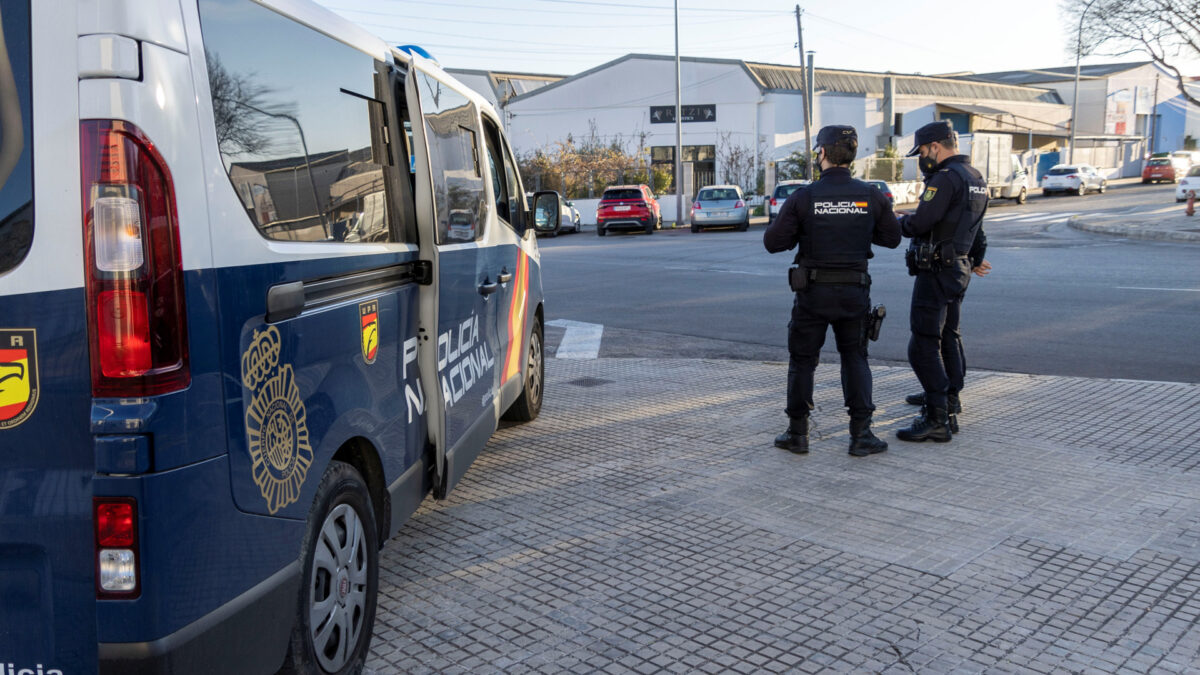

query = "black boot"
[[895, 406, 952, 443], [848, 417, 888, 457], [906, 392, 961, 433], [774, 416, 809, 454]]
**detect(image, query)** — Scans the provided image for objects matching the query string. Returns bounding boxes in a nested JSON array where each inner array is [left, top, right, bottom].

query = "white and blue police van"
[[0, 0, 557, 672]]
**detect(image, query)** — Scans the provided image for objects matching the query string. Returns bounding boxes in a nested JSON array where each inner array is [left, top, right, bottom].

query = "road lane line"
[[1115, 287, 1200, 292], [1009, 212, 1078, 223], [546, 319, 603, 359], [987, 212, 1049, 222]]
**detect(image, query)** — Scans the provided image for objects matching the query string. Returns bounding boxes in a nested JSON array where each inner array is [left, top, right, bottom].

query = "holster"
[[788, 265, 808, 292]]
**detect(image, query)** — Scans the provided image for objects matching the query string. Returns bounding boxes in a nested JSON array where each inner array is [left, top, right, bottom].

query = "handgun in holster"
[[864, 305, 886, 344], [788, 264, 808, 291]]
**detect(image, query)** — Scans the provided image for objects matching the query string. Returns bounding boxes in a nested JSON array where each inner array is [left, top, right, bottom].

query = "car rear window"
[[0, 1, 33, 275], [1189, 166, 1200, 177], [1047, 167, 1078, 176], [1149, 159, 1171, 166], [697, 188, 738, 201], [603, 189, 642, 201], [774, 184, 804, 199]]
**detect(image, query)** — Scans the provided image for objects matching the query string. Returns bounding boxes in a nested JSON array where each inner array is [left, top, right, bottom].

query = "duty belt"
[[807, 268, 871, 286]]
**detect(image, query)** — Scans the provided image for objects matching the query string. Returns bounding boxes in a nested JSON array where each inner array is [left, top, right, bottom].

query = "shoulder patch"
[[922, 187, 938, 202]]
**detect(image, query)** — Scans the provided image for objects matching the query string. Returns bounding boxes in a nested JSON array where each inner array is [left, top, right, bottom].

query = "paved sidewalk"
[[366, 358, 1200, 674], [1069, 202, 1200, 243]]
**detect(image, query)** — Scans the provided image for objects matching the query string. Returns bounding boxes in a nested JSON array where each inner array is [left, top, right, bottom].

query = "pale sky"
[[312, 0, 1178, 78]]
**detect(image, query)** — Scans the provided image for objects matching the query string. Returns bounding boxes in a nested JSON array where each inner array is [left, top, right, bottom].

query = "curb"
[[1067, 215, 1200, 243]]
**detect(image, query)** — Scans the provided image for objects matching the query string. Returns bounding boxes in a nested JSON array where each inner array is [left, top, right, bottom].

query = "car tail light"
[[693, 201, 701, 210], [734, 200, 744, 208], [770, 198, 777, 207], [81, 120, 189, 397], [1067, 174, 1077, 179], [1041, 175, 1047, 181], [95, 498, 140, 597]]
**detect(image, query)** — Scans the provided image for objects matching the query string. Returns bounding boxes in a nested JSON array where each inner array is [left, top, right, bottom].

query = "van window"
[[0, 0, 33, 275], [416, 71, 484, 243], [198, 0, 399, 243], [481, 116, 521, 228]]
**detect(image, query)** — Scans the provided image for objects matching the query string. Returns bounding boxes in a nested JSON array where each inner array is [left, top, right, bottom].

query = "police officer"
[[764, 125, 901, 456], [895, 121, 988, 443]]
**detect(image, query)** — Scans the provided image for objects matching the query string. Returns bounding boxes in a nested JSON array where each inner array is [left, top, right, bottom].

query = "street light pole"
[[674, 0, 683, 226], [794, 5, 813, 179], [1068, 0, 1098, 164]]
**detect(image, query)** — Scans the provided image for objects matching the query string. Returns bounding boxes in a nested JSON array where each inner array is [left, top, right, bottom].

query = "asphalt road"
[[538, 180, 1200, 383]]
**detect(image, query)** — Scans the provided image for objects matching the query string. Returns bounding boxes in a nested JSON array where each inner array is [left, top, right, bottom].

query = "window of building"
[[198, 0, 398, 243], [415, 71, 484, 244], [650, 145, 716, 189]]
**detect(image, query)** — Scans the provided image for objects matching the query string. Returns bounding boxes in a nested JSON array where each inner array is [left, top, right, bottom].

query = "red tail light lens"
[[734, 200, 745, 209], [693, 201, 701, 210], [81, 120, 189, 397], [1067, 174, 1078, 179], [770, 198, 778, 207], [1041, 176, 1048, 181], [95, 498, 139, 597]]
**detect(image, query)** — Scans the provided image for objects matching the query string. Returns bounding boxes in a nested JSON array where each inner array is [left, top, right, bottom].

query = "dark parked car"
[[866, 180, 894, 206]]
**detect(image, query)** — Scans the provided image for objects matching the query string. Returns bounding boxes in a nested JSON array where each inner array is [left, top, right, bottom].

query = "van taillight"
[[81, 120, 189, 397], [95, 498, 139, 598]]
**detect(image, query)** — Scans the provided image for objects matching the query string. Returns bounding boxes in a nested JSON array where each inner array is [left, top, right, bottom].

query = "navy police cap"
[[814, 125, 857, 149], [906, 121, 954, 156]]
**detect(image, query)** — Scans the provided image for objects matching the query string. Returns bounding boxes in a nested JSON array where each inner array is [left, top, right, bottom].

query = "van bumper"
[[99, 561, 300, 675]]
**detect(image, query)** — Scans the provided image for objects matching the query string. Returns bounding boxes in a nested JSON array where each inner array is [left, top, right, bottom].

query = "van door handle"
[[266, 281, 305, 322], [478, 279, 499, 296]]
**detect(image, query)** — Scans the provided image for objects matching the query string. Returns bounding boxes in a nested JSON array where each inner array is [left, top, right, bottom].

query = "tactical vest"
[[800, 178, 874, 265], [930, 160, 988, 255]]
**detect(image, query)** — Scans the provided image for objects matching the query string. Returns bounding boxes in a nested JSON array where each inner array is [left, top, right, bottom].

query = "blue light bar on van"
[[396, 44, 437, 64]]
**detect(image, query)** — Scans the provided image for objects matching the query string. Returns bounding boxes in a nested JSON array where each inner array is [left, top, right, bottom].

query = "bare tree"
[[206, 52, 293, 156], [1067, 0, 1200, 107], [716, 131, 764, 193]]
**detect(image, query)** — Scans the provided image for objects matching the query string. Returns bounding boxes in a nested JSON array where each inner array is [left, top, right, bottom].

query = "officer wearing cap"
[[894, 121, 988, 443], [764, 125, 901, 457]]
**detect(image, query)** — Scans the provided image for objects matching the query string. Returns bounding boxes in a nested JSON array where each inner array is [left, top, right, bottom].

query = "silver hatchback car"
[[691, 185, 750, 232]]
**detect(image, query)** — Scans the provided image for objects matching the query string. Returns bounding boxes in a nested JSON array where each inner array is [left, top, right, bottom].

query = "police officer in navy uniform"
[[895, 121, 988, 443], [764, 125, 901, 456]]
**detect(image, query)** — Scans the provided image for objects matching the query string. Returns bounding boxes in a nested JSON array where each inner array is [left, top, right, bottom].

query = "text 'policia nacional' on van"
[[0, 0, 561, 672]]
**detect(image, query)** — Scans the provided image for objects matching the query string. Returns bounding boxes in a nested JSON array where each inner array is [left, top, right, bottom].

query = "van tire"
[[1015, 188, 1027, 204], [282, 461, 378, 675], [502, 317, 543, 422]]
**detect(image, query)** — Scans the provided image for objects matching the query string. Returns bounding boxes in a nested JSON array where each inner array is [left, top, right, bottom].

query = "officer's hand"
[[972, 259, 992, 277]]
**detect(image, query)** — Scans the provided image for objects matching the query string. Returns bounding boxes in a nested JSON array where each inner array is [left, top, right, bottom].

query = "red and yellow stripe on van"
[[503, 249, 530, 382]]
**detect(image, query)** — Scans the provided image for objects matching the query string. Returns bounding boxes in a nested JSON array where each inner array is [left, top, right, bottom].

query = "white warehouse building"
[[497, 54, 1072, 191]]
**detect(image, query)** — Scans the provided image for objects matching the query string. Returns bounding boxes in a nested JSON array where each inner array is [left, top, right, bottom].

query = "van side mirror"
[[531, 191, 560, 235]]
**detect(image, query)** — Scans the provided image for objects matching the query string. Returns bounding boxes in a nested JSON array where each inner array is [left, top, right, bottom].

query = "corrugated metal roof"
[[746, 63, 1063, 103], [952, 62, 1151, 85]]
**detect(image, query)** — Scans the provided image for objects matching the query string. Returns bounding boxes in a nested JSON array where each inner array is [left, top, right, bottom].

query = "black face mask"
[[919, 152, 939, 176]]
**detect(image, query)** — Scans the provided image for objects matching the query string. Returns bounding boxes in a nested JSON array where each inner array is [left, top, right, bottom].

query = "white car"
[[768, 179, 810, 223], [1175, 166, 1200, 201], [561, 199, 581, 232], [1041, 164, 1107, 196]]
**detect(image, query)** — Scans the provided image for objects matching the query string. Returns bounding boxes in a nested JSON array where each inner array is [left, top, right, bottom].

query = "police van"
[[0, 0, 557, 672]]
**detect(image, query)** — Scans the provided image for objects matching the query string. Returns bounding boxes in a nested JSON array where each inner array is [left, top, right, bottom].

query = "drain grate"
[[566, 377, 613, 388]]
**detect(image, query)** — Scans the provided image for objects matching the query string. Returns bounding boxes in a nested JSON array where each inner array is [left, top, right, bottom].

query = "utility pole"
[[674, 0, 683, 226], [1150, 75, 1161, 154], [1068, 0, 1097, 164], [794, 5, 813, 179]]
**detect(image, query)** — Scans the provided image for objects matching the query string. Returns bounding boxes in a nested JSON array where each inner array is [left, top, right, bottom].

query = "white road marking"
[[1115, 287, 1200, 293], [1010, 212, 1079, 223], [986, 212, 1049, 222], [546, 319, 603, 359]]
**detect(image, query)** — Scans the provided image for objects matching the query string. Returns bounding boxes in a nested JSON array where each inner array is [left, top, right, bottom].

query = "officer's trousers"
[[907, 259, 971, 411], [786, 283, 874, 420]]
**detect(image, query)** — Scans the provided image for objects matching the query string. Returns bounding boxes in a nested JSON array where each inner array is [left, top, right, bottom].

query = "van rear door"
[[0, 1, 98, 670]]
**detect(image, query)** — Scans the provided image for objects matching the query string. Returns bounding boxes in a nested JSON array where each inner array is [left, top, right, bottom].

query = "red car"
[[1143, 158, 1181, 183], [596, 184, 662, 236]]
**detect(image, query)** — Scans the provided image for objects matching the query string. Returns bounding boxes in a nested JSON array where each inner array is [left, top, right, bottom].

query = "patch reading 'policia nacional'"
[[360, 299, 379, 364], [922, 187, 938, 202], [241, 325, 313, 514], [0, 329, 38, 430]]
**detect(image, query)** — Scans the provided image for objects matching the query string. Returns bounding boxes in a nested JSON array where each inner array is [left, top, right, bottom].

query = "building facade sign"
[[650, 104, 716, 124]]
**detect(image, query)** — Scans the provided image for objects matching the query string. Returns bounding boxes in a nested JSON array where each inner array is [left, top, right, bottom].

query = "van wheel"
[[502, 317, 543, 422], [1015, 188, 1027, 204], [283, 461, 378, 675]]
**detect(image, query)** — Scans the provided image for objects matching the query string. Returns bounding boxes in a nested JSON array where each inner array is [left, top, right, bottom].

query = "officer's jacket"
[[764, 167, 901, 272], [900, 155, 988, 255]]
